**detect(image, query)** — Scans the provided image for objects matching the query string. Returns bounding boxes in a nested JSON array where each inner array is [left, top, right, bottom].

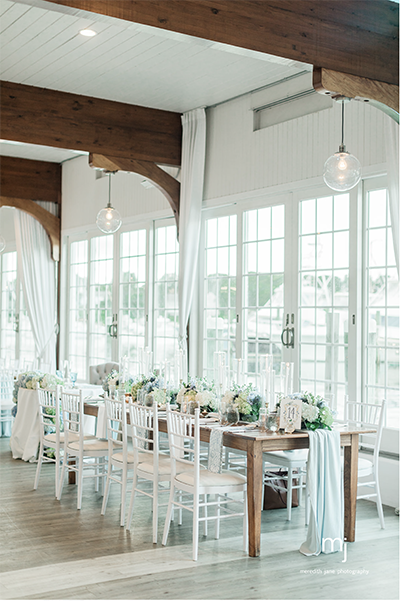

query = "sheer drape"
[[385, 117, 399, 275], [14, 207, 57, 372], [178, 108, 207, 373]]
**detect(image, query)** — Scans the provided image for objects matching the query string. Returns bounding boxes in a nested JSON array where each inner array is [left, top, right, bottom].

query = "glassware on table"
[[266, 412, 279, 434], [226, 403, 239, 425], [258, 407, 267, 432], [109, 384, 116, 400], [70, 372, 77, 388], [188, 399, 200, 415], [219, 399, 228, 425]]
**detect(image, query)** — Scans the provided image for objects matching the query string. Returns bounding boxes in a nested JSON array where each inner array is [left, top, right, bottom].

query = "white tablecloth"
[[10, 385, 104, 462]]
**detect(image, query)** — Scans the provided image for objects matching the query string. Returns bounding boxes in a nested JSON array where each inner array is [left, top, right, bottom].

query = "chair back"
[[61, 388, 85, 449], [105, 396, 128, 462], [129, 401, 160, 470], [166, 406, 200, 482], [89, 363, 119, 386], [36, 383, 61, 445], [0, 369, 14, 409], [345, 399, 386, 462]]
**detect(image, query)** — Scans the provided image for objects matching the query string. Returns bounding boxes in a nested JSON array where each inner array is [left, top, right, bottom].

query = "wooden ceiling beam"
[[0, 156, 61, 204], [0, 81, 182, 167], [0, 196, 60, 262], [313, 67, 399, 120], [46, 0, 399, 86], [89, 153, 180, 229]]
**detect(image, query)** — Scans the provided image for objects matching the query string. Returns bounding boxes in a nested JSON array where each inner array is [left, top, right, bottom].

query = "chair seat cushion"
[[112, 451, 135, 465], [67, 438, 109, 453], [263, 449, 309, 467], [137, 455, 187, 476], [340, 455, 373, 476], [44, 432, 95, 445], [176, 468, 246, 488]]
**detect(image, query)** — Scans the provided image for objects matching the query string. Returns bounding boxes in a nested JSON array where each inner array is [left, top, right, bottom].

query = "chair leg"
[[101, 459, 113, 516], [215, 494, 220, 540], [162, 485, 175, 546], [152, 477, 158, 543], [203, 494, 208, 536], [192, 493, 199, 561], [287, 468, 293, 521], [57, 452, 67, 500], [55, 446, 61, 498], [126, 471, 138, 531], [298, 470, 303, 506], [243, 489, 248, 553], [120, 466, 128, 527], [374, 472, 385, 529], [178, 492, 183, 525], [33, 442, 44, 490], [94, 459, 99, 493], [77, 457, 84, 510]]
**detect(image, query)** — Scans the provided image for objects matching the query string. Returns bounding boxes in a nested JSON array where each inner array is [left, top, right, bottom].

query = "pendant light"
[[0, 236, 5, 253], [96, 171, 122, 234], [323, 99, 361, 192]]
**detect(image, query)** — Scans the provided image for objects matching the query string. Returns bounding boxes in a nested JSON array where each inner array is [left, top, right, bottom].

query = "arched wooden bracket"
[[0, 196, 60, 261], [313, 67, 399, 123], [89, 153, 181, 231]]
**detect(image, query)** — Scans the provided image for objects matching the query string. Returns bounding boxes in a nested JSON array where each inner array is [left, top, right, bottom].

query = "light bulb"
[[96, 206, 122, 234], [323, 150, 361, 192]]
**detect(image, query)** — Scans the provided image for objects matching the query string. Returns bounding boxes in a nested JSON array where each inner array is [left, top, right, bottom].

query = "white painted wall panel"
[[61, 156, 171, 232], [204, 97, 386, 201]]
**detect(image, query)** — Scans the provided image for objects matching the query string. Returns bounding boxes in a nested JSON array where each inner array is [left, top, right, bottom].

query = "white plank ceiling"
[[0, 0, 311, 162]]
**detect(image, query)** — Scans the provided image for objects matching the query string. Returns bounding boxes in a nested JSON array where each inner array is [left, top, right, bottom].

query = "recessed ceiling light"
[[79, 29, 96, 37]]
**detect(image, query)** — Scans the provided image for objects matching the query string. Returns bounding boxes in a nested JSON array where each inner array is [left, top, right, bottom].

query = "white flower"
[[302, 402, 319, 422], [196, 390, 213, 408], [153, 388, 166, 406], [176, 387, 186, 405], [221, 391, 235, 404]]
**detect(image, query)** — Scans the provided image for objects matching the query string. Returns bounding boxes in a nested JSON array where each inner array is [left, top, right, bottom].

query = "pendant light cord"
[[341, 101, 344, 147], [107, 173, 112, 208]]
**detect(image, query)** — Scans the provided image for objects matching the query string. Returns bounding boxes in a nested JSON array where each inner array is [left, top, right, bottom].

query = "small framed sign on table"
[[279, 397, 302, 433]]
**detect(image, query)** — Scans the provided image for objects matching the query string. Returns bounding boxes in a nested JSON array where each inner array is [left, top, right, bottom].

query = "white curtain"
[[14, 208, 57, 373], [178, 108, 207, 371], [385, 116, 399, 276]]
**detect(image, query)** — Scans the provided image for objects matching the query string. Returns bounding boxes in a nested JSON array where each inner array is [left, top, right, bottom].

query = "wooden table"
[[84, 403, 371, 558]]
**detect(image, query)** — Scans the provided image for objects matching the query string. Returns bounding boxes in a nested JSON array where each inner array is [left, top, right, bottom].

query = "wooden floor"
[[0, 437, 398, 601]]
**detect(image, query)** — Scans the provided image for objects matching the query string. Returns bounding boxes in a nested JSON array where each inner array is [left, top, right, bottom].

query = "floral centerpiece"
[[221, 383, 262, 422], [13, 371, 64, 403], [176, 377, 217, 414], [103, 370, 134, 394], [277, 392, 334, 430], [130, 373, 165, 405]]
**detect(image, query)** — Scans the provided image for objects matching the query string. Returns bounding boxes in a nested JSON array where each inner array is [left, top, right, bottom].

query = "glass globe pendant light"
[[96, 172, 122, 234], [323, 99, 361, 192], [0, 236, 5, 253]]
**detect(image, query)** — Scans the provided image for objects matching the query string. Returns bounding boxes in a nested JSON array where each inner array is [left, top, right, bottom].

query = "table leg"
[[68, 459, 76, 485], [343, 433, 358, 542], [246, 440, 263, 557]]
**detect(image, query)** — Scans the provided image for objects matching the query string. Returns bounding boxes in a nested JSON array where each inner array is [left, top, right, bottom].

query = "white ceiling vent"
[[252, 72, 333, 131]]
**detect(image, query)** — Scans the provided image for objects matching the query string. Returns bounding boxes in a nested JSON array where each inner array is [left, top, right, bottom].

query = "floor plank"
[[0, 437, 398, 600]]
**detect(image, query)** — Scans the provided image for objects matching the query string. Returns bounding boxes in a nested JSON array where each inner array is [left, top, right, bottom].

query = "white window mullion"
[[235, 210, 243, 363]]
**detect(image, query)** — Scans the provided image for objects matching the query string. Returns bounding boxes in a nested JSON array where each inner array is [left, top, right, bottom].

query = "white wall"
[[61, 155, 172, 232], [204, 97, 386, 201], [0, 207, 16, 245]]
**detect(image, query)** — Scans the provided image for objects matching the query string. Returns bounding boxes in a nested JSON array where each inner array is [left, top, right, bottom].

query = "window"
[[298, 194, 350, 416], [68, 241, 88, 380], [153, 224, 179, 366], [364, 187, 399, 423], [0, 250, 35, 367], [119, 229, 147, 368], [66, 220, 179, 378], [243, 206, 285, 380], [203, 215, 237, 381]]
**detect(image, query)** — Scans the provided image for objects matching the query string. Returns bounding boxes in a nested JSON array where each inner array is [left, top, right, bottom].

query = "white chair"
[[89, 363, 119, 386], [345, 398, 386, 529], [126, 400, 178, 543], [262, 450, 308, 521], [162, 407, 247, 561], [33, 384, 63, 497], [0, 369, 15, 436], [58, 388, 109, 509], [101, 396, 135, 526]]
